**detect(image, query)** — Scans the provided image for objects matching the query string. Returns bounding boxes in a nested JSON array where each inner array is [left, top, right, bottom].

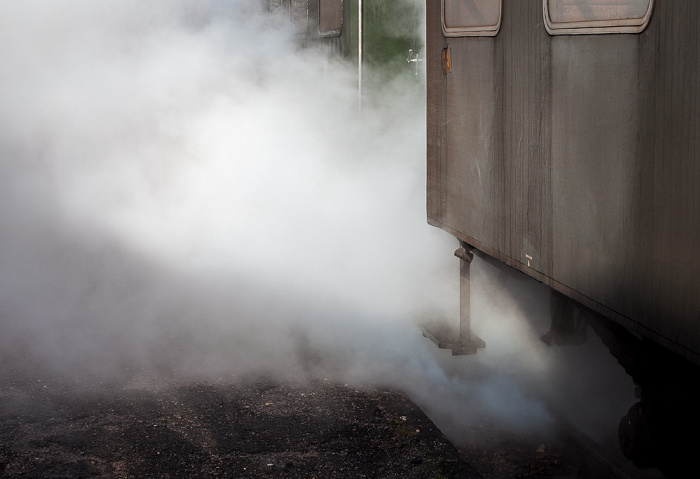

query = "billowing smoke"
[[0, 0, 454, 379], [0, 0, 633, 448]]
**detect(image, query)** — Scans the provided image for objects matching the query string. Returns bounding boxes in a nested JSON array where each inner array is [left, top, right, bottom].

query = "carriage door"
[[427, 1, 503, 261]]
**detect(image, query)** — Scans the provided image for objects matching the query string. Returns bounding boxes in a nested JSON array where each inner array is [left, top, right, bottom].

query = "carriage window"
[[290, 0, 308, 24], [319, 0, 342, 37], [544, 0, 653, 34], [442, 0, 502, 37], [268, 0, 308, 25]]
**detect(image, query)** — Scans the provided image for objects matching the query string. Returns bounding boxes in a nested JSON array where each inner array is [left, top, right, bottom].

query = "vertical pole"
[[358, 0, 363, 115], [454, 243, 485, 355], [459, 255, 472, 343]]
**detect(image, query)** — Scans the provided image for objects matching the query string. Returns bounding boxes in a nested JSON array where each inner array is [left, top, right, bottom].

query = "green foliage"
[[363, 0, 422, 84]]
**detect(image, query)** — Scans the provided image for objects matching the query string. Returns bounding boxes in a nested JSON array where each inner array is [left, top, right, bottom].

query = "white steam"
[[0, 0, 454, 378], [0, 0, 633, 447]]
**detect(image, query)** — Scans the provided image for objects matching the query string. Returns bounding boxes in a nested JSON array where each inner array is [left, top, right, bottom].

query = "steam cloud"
[[0, 0, 633, 446], [0, 0, 454, 379]]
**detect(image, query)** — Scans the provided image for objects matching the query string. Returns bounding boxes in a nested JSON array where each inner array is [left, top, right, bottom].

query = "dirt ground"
[[0, 371, 645, 478], [0, 370, 477, 479]]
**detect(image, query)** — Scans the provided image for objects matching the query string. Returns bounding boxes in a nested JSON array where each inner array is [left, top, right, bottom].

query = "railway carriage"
[[425, 0, 699, 473], [427, 0, 699, 364]]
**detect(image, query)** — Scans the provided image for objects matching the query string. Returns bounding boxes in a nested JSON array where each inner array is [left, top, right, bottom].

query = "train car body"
[[426, 0, 699, 366]]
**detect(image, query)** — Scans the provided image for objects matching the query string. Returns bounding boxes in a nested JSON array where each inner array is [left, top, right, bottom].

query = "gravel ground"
[[1, 372, 482, 479], [0, 371, 655, 478]]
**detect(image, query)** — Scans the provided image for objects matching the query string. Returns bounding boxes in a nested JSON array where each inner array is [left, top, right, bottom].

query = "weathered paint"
[[427, 0, 700, 364]]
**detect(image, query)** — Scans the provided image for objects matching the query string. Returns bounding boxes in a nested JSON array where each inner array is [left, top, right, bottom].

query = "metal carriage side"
[[426, 0, 699, 366]]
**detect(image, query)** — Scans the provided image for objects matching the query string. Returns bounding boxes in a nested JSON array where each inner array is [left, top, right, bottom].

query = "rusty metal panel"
[[426, 0, 700, 363]]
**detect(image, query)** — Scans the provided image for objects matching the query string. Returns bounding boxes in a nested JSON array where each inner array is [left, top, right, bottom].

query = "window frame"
[[441, 0, 503, 37], [543, 0, 654, 35]]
